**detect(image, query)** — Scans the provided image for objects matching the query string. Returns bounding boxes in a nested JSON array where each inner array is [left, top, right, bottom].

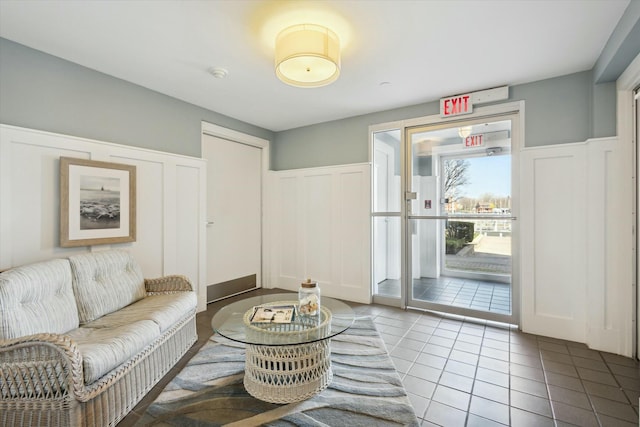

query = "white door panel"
[[203, 135, 261, 296]]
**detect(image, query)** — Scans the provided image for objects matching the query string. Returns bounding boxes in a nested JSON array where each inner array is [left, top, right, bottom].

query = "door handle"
[[206, 221, 215, 226]]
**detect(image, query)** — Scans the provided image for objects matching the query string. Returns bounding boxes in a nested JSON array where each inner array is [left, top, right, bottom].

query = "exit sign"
[[439, 86, 510, 118], [462, 134, 484, 148], [440, 94, 472, 117]]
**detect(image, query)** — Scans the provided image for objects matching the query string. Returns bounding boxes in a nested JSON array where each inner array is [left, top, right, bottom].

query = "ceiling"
[[0, 0, 630, 132]]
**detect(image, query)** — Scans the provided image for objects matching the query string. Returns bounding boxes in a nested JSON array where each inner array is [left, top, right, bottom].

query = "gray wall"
[[0, 38, 618, 171], [273, 70, 617, 170], [0, 38, 273, 158]]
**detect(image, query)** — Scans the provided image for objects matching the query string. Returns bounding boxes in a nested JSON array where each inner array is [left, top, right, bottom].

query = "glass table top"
[[211, 293, 355, 346]]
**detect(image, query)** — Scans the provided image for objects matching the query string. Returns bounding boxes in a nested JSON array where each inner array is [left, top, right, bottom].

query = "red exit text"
[[463, 134, 484, 148], [440, 94, 472, 117]]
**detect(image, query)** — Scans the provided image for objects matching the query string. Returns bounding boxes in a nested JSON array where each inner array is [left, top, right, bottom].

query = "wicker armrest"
[[0, 333, 85, 402], [145, 275, 193, 294]]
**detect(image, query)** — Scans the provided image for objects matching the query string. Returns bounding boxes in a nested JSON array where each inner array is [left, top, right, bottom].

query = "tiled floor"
[[378, 277, 512, 315], [119, 288, 639, 426]]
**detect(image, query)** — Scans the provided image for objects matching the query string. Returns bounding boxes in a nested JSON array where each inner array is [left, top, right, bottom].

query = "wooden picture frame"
[[60, 157, 136, 247]]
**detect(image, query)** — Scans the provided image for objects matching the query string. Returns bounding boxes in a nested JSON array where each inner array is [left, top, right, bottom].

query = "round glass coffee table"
[[211, 293, 355, 404]]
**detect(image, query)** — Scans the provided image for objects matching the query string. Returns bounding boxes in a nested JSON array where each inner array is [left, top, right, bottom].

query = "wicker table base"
[[241, 304, 333, 404], [243, 338, 333, 404]]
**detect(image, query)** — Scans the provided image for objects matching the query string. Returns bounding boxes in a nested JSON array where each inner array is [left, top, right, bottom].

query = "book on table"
[[250, 305, 296, 323]]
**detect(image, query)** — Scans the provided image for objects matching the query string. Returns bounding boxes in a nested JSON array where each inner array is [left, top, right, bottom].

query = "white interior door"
[[203, 134, 261, 300]]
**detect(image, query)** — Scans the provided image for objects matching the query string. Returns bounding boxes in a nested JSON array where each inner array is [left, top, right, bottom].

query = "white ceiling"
[[0, 0, 630, 132]]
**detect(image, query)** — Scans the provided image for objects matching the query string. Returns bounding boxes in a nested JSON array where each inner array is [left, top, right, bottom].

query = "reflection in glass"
[[373, 216, 400, 297]]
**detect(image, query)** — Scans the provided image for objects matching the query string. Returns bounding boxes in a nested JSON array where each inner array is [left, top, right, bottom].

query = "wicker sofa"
[[0, 250, 197, 426]]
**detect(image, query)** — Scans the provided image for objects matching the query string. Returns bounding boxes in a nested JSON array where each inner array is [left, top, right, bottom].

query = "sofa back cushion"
[[69, 250, 146, 324], [0, 258, 79, 340]]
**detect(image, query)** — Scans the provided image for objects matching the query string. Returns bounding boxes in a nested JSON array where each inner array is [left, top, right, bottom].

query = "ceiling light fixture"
[[275, 24, 340, 88], [458, 126, 472, 138]]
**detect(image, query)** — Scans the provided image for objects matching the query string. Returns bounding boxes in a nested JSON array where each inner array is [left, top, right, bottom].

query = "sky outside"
[[460, 155, 510, 199]]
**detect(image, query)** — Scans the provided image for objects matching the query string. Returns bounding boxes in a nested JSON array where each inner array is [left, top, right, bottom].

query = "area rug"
[[135, 317, 419, 426]]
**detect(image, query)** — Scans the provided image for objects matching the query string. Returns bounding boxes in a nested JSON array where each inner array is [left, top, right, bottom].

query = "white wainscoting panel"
[[586, 138, 634, 356], [521, 144, 588, 343], [267, 164, 371, 304], [520, 137, 633, 356], [0, 125, 208, 312]]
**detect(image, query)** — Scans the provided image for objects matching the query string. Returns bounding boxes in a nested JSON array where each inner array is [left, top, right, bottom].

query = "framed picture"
[[60, 157, 136, 247]]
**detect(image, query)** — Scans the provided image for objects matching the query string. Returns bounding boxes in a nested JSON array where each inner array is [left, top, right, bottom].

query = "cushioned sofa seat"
[[87, 292, 198, 334], [68, 292, 197, 384], [68, 319, 161, 385]]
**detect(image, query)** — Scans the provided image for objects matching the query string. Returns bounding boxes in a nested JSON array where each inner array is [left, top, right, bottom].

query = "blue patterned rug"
[[135, 317, 419, 426]]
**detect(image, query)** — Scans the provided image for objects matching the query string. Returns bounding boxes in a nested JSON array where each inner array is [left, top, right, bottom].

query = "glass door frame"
[[404, 107, 522, 325], [370, 101, 524, 323]]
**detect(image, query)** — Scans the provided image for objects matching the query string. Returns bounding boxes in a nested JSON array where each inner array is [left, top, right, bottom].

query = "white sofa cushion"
[[69, 250, 146, 324], [0, 258, 79, 339], [69, 319, 160, 384], [103, 292, 197, 333], [67, 292, 196, 384]]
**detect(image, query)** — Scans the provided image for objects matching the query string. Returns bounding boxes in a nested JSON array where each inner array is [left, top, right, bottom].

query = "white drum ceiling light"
[[275, 24, 341, 88]]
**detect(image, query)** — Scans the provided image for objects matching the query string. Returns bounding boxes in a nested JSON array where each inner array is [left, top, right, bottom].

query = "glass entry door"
[[406, 117, 518, 323]]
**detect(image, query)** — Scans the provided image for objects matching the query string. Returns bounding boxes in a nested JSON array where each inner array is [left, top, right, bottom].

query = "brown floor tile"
[[469, 395, 510, 425], [551, 400, 600, 427], [510, 389, 553, 417], [590, 396, 639, 423]]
